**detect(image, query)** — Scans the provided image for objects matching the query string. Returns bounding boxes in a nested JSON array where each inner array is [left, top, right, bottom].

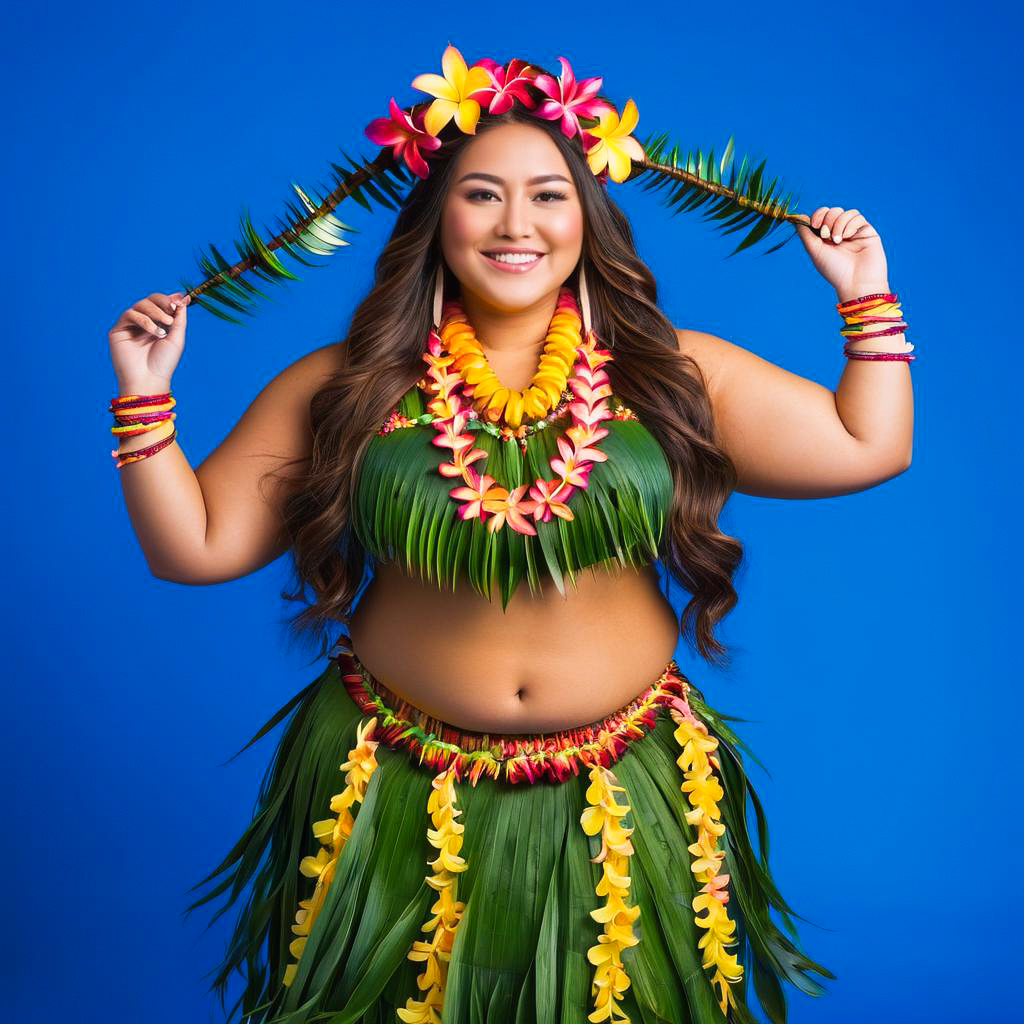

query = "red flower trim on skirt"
[[330, 634, 693, 786]]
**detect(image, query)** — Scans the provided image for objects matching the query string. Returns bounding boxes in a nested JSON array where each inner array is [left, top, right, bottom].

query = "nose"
[[498, 192, 534, 239]]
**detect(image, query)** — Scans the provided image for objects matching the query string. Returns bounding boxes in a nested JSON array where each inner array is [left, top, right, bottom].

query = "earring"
[[577, 263, 593, 340], [432, 262, 445, 330]]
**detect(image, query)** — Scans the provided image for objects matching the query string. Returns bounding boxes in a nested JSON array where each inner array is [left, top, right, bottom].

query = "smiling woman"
[[106, 43, 920, 1024], [442, 132, 585, 317]]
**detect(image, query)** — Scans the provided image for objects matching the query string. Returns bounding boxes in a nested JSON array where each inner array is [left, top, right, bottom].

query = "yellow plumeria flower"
[[584, 98, 645, 183], [411, 43, 493, 137]]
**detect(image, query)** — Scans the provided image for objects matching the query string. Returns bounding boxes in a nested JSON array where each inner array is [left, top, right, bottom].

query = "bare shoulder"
[[282, 340, 347, 394], [673, 327, 732, 399]]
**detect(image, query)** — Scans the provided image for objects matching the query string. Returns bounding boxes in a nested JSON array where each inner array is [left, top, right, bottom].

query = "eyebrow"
[[456, 172, 573, 186]]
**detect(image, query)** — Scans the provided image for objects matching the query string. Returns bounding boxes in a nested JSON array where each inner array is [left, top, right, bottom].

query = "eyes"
[[465, 188, 569, 203]]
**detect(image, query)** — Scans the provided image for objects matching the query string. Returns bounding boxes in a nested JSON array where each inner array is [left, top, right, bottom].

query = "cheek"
[[546, 207, 584, 250], [443, 206, 488, 250]]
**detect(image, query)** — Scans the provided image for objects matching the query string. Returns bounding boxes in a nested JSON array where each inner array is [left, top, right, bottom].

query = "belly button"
[[515, 687, 526, 701]]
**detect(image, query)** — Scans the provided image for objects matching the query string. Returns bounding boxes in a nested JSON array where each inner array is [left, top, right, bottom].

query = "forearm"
[[114, 377, 209, 580], [832, 280, 914, 467]]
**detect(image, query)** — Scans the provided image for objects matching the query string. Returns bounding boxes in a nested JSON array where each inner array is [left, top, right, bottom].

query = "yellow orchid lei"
[[397, 765, 468, 1023], [365, 44, 645, 186], [581, 764, 641, 1023], [283, 716, 380, 989], [668, 695, 744, 1014]]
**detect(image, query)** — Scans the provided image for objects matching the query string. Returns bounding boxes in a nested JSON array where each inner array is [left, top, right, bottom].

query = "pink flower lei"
[[421, 287, 616, 535]]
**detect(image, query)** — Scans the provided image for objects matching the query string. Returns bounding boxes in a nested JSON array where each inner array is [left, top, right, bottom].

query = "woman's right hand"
[[108, 290, 191, 392]]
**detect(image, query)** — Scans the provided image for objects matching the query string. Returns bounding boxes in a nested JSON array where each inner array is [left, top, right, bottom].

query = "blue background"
[[5, 2, 1019, 1021]]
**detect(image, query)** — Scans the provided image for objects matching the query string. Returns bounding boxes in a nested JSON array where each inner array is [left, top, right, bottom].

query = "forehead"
[[451, 123, 572, 181]]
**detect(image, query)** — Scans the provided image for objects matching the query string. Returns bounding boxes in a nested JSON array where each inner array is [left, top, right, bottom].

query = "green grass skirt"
[[186, 636, 834, 1024]]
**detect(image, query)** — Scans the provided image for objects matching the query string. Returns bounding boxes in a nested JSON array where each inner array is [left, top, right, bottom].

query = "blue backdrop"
[[5, 2, 1018, 1021]]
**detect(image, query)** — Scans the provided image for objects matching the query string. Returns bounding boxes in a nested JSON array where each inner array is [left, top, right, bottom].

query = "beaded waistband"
[[329, 634, 696, 786]]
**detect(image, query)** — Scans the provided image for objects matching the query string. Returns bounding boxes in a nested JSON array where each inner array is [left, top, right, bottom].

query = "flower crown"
[[364, 44, 644, 186]]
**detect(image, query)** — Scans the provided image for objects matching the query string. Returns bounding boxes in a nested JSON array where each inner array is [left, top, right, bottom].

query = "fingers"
[[139, 297, 176, 331], [808, 206, 864, 243], [124, 308, 168, 337], [112, 291, 191, 340]]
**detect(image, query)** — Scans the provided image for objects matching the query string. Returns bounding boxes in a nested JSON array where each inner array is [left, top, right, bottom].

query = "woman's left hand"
[[794, 206, 890, 302]]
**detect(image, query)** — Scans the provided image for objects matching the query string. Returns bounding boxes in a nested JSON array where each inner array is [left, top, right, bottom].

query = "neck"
[[457, 287, 562, 355]]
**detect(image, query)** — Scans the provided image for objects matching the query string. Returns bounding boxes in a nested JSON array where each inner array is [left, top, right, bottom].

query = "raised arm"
[[673, 203, 914, 499], [113, 329, 345, 584], [675, 325, 913, 499]]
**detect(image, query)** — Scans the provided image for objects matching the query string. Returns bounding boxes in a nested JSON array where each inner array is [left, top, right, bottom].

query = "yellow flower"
[[584, 99, 645, 183], [282, 717, 379, 989], [581, 766, 639, 1023], [399, 766, 467, 1022], [668, 699, 744, 1015], [411, 44, 493, 137]]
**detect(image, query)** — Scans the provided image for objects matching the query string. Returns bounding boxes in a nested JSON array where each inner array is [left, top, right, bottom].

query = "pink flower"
[[531, 56, 610, 140], [432, 425, 476, 455], [364, 98, 442, 179], [528, 478, 575, 523], [568, 399, 613, 428], [451, 469, 500, 521], [472, 58, 540, 115], [439, 445, 487, 478], [482, 483, 539, 535], [550, 437, 596, 487]]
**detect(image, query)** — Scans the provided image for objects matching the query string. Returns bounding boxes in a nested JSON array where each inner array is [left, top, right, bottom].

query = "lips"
[[481, 250, 546, 274]]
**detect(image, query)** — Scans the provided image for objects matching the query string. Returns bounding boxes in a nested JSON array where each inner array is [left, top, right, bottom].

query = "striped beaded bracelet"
[[838, 291, 916, 362], [109, 391, 178, 468]]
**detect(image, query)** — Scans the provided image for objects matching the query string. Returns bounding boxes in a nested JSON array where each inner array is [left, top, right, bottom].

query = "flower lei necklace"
[[441, 300, 579, 429], [420, 287, 615, 535]]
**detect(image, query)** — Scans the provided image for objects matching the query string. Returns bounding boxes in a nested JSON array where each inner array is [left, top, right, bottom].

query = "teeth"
[[487, 252, 541, 264]]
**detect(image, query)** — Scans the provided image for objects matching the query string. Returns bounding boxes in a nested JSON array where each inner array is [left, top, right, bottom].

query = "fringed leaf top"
[[352, 378, 674, 606]]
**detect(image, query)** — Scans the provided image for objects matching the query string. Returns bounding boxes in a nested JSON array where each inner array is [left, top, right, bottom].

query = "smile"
[[481, 251, 545, 273]]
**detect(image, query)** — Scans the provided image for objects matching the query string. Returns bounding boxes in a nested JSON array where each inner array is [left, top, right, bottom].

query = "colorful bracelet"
[[837, 291, 915, 363], [112, 428, 178, 468], [109, 391, 178, 468]]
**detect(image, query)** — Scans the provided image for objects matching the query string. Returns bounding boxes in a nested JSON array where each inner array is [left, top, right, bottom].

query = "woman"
[[107, 51, 913, 1024]]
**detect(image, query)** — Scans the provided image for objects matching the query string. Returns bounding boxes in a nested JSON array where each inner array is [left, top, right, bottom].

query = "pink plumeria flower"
[[568, 400, 612, 428], [439, 445, 488, 478], [473, 58, 539, 115], [364, 97, 441, 179], [531, 56, 610, 140], [550, 437, 596, 487], [569, 378, 613, 407], [432, 424, 476, 455], [451, 469, 500, 520], [482, 483, 538, 535], [528, 478, 575, 523]]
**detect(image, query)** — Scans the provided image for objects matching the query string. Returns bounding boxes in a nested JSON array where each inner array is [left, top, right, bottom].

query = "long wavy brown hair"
[[272, 97, 744, 668]]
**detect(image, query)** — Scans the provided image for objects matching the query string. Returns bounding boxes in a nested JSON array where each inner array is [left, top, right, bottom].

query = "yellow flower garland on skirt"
[[668, 696, 744, 1014], [580, 763, 641, 1024], [397, 764, 468, 1023], [282, 716, 380, 988]]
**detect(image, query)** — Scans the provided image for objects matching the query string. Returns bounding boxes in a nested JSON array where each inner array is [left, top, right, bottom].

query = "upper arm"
[[188, 342, 345, 583], [674, 328, 910, 498]]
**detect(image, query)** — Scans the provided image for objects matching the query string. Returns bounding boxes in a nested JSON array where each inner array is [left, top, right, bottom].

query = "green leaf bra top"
[[351, 376, 674, 607]]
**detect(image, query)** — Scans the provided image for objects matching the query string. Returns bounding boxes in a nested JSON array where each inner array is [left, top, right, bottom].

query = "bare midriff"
[[346, 558, 681, 734]]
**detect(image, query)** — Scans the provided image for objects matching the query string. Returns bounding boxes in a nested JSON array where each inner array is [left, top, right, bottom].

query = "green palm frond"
[[179, 148, 415, 325], [178, 121, 815, 323], [632, 132, 807, 258], [355, 396, 674, 607]]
